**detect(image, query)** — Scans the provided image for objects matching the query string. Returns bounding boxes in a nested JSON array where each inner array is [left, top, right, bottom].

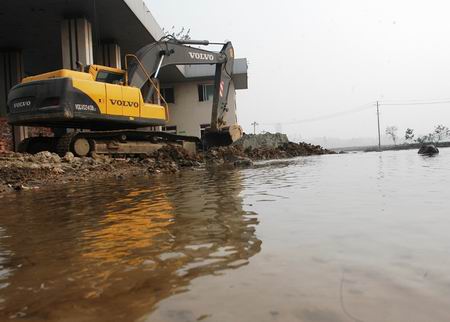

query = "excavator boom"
[[127, 39, 235, 131]]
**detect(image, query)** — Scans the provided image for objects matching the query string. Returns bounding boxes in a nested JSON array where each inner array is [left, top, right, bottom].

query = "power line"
[[380, 97, 450, 103], [258, 98, 450, 127], [380, 100, 450, 106], [259, 102, 375, 126]]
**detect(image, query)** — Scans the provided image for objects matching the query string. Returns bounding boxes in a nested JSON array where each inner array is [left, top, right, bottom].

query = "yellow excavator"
[[6, 37, 243, 156]]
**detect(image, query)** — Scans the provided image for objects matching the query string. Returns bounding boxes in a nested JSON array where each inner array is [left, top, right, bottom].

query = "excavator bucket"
[[202, 125, 243, 149]]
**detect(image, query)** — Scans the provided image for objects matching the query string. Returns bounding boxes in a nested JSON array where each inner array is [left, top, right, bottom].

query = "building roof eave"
[[164, 58, 248, 89]]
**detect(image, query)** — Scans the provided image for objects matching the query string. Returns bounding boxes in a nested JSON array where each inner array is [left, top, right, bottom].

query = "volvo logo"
[[189, 52, 215, 61], [13, 100, 31, 108], [109, 99, 139, 108]]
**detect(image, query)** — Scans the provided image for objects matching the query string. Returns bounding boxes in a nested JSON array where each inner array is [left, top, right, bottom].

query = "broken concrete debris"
[[0, 134, 335, 193]]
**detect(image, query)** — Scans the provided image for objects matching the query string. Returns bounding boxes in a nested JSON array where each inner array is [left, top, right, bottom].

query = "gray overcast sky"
[[147, 0, 450, 142]]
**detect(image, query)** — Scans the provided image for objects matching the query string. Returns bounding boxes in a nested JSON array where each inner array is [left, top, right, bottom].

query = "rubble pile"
[[0, 151, 139, 193], [203, 142, 333, 163], [203, 145, 252, 167], [232, 133, 289, 150], [0, 133, 335, 194], [251, 141, 333, 159], [144, 145, 203, 173], [230, 133, 334, 160]]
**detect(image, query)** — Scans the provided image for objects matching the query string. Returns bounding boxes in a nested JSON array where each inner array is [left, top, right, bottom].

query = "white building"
[[161, 59, 248, 138]]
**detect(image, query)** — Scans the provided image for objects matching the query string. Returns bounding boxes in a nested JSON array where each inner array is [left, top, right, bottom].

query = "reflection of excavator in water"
[[6, 37, 243, 156]]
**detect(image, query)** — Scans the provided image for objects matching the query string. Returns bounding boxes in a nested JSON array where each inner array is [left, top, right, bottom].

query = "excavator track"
[[54, 130, 201, 157]]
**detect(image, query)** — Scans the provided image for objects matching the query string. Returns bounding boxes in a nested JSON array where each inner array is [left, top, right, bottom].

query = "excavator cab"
[[91, 66, 126, 85]]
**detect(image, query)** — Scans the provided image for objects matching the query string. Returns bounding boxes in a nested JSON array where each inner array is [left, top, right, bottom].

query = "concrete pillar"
[[0, 50, 27, 151], [96, 43, 122, 69], [61, 18, 94, 70]]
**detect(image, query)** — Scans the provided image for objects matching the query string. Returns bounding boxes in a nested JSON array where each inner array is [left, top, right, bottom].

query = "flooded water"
[[0, 149, 450, 322]]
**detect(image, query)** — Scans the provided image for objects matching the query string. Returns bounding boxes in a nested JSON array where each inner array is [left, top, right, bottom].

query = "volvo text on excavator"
[[6, 37, 243, 156]]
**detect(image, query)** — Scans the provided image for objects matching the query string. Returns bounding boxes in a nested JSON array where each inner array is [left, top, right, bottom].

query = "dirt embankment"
[[0, 134, 335, 194]]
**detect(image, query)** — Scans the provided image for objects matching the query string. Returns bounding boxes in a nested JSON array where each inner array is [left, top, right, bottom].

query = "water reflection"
[[0, 169, 261, 321]]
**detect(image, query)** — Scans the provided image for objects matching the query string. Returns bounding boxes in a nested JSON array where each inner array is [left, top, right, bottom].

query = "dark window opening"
[[198, 84, 215, 102], [160, 87, 175, 104]]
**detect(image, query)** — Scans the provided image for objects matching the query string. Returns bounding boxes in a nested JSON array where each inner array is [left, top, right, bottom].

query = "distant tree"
[[416, 135, 427, 144], [405, 128, 415, 144], [432, 124, 450, 144], [416, 133, 435, 145], [386, 126, 398, 145], [162, 26, 191, 40]]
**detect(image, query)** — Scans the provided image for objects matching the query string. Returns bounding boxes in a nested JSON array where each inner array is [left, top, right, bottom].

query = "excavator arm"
[[126, 39, 235, 132]]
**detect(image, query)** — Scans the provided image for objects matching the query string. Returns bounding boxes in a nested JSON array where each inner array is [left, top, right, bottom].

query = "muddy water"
[[0, 150, 450, 322]]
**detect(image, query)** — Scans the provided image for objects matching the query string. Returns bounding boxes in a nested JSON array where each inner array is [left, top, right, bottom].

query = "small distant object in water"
[[418, 144, 439, 156]]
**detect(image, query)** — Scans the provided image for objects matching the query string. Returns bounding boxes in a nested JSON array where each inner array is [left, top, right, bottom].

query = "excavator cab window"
[[96, 71, 125, 85]]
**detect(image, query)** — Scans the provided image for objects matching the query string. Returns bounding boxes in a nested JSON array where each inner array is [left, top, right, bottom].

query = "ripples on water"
[[0, 149, 450, 321]]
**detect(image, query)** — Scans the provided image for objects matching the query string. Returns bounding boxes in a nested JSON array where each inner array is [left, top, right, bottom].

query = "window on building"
[[200, 123, 211, 138], [160, 87, 175, 104], [198, 84, 215, 102], [162, 125, 177, 134]]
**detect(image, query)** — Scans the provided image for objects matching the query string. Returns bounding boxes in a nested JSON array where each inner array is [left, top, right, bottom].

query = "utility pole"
[[376, 101, 381, 152], [251, 122, 259, 135]]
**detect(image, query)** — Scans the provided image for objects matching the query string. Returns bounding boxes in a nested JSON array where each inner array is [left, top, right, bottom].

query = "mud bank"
[[0, 135, 334, 194]]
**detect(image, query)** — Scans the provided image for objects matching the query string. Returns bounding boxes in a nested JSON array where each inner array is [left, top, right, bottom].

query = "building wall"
[[165, 81, 238, 138]]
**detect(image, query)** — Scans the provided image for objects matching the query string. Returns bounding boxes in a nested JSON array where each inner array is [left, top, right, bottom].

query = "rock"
[[40, 163, 53, 170], [29, 163, 42, 170], [72, 157, 82, 164], [50, 153, 61, 163], [81, 157, 95, 165], [91, 153, 110, 164], [13, 184, 35, 191], [141, 158, 156, 166], [63, 152, 75, 163], [30, 151, 61, 163], [35, 151, 52, 159], [418, 145, 439, 155], [34, 151, 53, 162], [52, 167, 65, 175], [91, 152, 101, 160], [234, 157, 253, 167]]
